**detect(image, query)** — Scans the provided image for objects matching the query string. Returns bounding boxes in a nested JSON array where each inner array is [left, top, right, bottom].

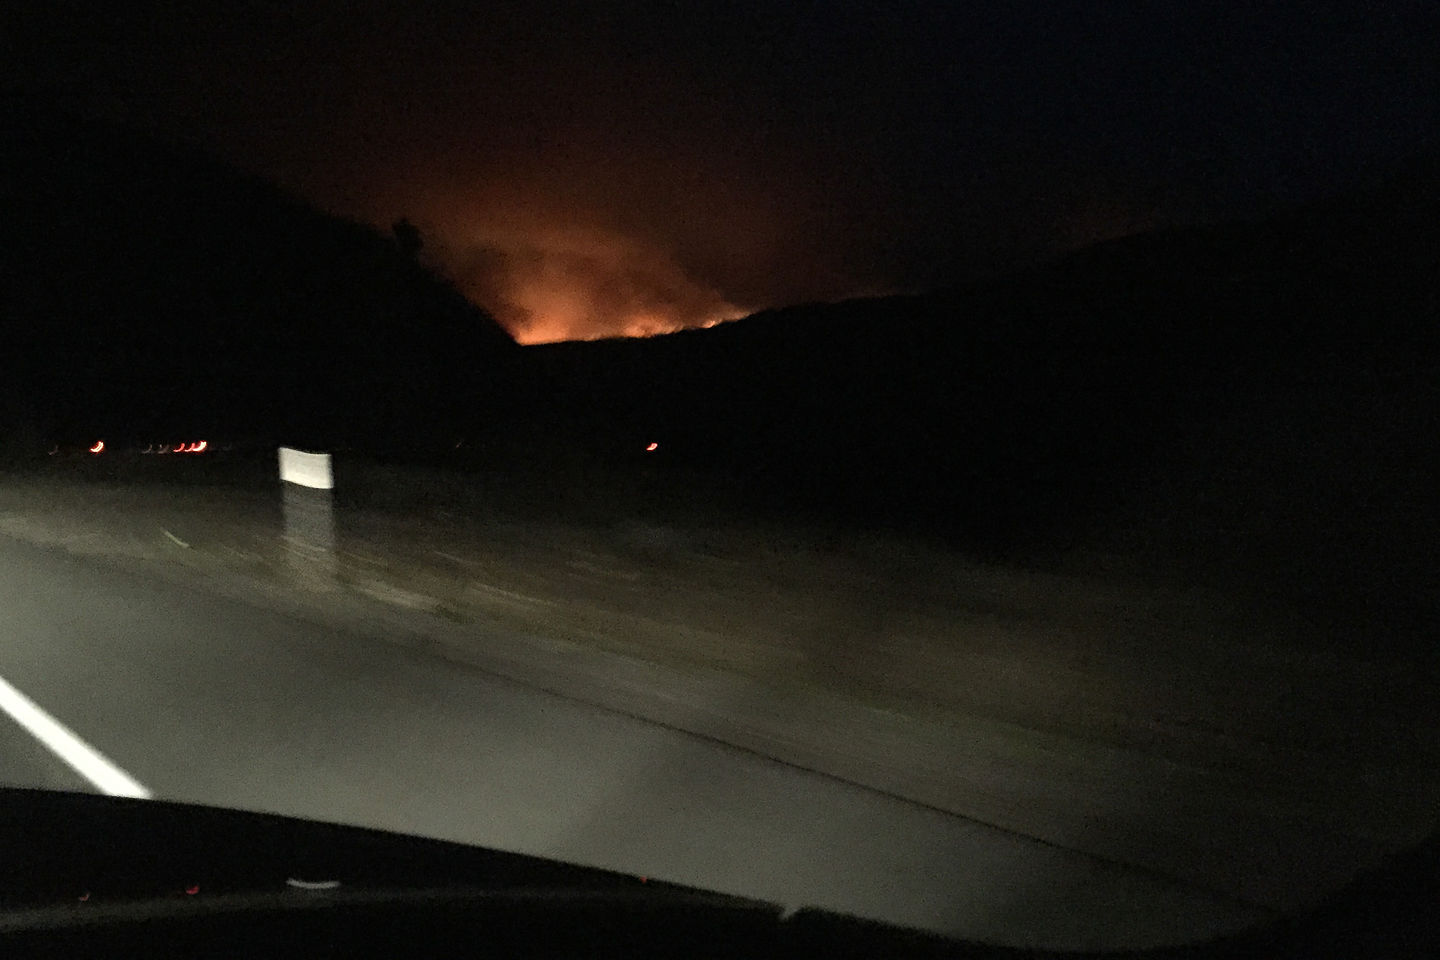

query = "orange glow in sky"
[[410, 209, 745, 344]]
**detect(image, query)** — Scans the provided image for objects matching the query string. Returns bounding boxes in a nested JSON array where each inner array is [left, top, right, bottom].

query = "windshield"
[[1, 1, 1437, 952]]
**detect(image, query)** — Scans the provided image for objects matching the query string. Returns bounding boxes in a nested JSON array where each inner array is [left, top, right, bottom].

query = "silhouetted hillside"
[[0, 100, 517, 448], [510, 167, 1440, 553], [5, 103, 1437, 582]]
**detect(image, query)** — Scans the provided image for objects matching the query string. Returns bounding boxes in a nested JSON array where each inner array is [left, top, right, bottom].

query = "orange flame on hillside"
[[444, 220, 744, 344]]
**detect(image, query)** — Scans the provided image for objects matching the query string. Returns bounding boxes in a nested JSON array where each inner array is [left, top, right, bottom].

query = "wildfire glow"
[[443, 218, 743, 344]]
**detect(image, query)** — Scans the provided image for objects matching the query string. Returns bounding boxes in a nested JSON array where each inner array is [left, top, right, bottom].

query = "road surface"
[[0, 534, 1268, 949]]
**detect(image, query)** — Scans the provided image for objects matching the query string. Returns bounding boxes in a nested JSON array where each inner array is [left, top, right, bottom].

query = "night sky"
[[5, 1, 1438, 342]]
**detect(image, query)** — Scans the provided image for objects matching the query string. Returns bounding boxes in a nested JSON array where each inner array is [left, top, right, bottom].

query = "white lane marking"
[[0, 674, 151, 798]]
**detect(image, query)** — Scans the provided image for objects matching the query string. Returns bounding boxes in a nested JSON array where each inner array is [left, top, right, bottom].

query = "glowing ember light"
[[193, 441, 207, 453], [88, 441, 104, 454], [645, 442, 659, 452], [469, 224, 744, 343], [185, 884, 199, 895], [172, 444, 186, 453]]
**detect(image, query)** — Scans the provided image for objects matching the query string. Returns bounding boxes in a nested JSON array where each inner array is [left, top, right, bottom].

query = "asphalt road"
[[0, 534, 1269, 949]]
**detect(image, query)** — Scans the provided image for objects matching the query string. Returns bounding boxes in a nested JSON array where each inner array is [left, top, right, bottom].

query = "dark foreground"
[[0, 789, 1435, 958]]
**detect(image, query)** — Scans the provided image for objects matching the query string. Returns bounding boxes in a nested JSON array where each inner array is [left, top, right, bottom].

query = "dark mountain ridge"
[[0, 100, 517, 448], [512, 165, 1440, 550]]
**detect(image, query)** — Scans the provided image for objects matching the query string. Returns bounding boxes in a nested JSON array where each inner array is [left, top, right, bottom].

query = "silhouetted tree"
[[393, 217, 423, 258]]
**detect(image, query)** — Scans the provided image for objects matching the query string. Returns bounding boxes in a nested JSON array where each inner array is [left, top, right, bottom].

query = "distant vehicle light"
[[89, 441, 104, 454], [172, 444, 186, 453], [645, 442, 659, 452], [193, 441, 207, 453]]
